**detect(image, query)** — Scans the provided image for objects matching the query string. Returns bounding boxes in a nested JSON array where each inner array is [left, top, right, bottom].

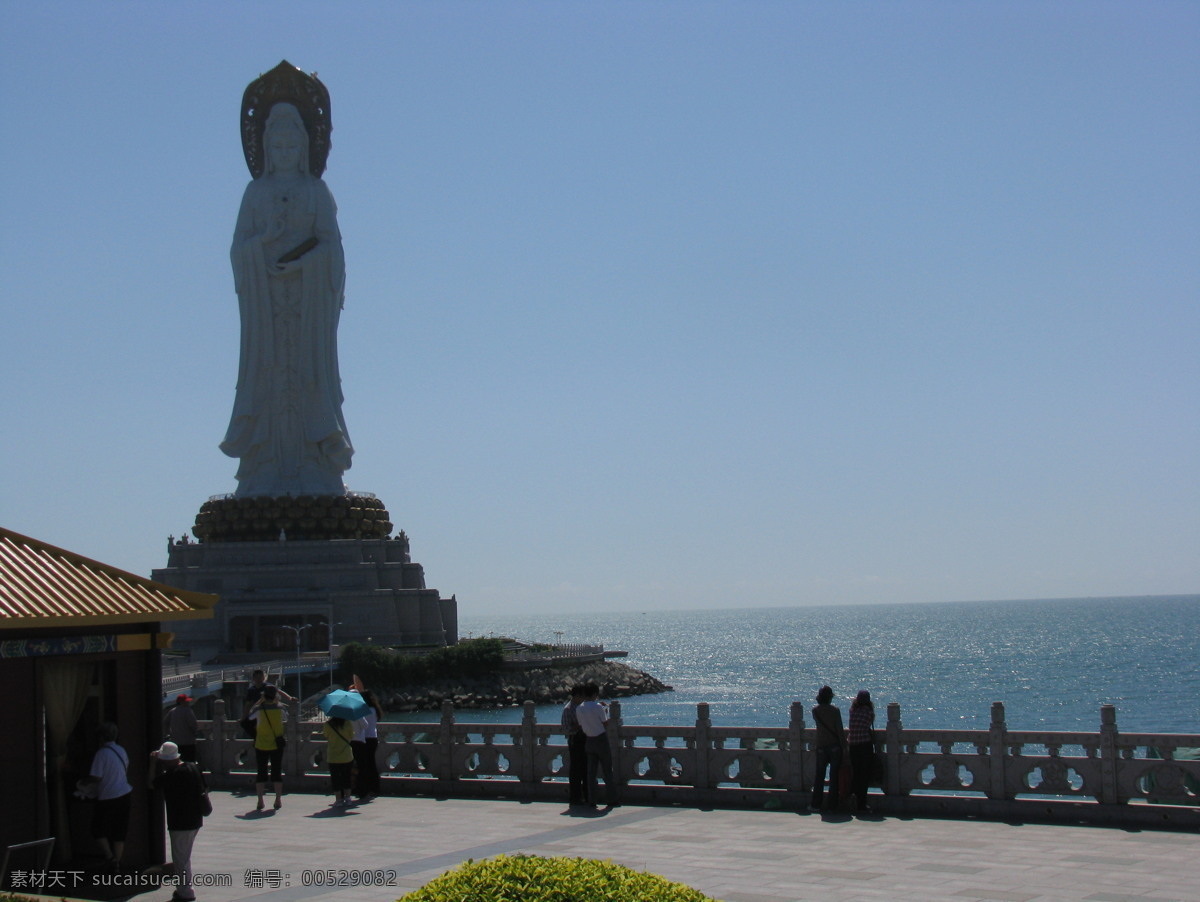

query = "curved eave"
[[0, 526, 219, 628]]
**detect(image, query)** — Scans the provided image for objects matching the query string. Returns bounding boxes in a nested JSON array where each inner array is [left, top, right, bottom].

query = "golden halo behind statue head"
[[241, 60, 332, 179]]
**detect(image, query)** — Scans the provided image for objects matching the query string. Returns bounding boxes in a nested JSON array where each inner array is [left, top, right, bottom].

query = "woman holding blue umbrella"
[[318, 689, 369, 807], [323, 716, 355, 808]]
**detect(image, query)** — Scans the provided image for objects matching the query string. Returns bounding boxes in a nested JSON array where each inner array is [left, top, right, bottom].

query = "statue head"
[[264, 103, 309, 176]]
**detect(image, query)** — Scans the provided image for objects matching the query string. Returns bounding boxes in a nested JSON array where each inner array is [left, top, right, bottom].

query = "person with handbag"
[[846, 689, 877, 813], [249, 686, 286, 810], [148, 741, 210, 902], [80, 721, 132, 867]]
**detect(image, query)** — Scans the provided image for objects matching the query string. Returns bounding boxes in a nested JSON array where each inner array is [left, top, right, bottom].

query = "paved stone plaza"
[[129, 790, 1198, 902]]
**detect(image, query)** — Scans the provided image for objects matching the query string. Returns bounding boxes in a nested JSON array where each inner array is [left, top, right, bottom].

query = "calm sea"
[[434, 595, 1200, 735]]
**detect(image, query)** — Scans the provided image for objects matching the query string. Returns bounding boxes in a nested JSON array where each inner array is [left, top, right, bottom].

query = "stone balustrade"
[[196, 699, 1198, 828]]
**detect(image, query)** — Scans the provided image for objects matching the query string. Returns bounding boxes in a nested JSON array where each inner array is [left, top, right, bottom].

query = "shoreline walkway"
[[118, 790, 1197, 902]]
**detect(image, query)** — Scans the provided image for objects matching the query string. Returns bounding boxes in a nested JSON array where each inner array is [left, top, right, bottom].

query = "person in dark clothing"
[[575, 682, 617, 808], [846, 689, 877, 812], [165, 695, 200, 763], [560, 685, 587, 806], [243, 670, 293, 718], [351, 689, 384, 800], [810, 685, 846, 811], [148, 741, 208, 902]]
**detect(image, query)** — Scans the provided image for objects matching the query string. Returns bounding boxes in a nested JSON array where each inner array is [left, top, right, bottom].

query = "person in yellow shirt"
[[250, 686, 286, 810], [323, 716, 355, 808]]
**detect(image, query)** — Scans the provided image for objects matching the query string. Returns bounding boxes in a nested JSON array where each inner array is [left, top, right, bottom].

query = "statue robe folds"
[[220, 175, 353, 497]]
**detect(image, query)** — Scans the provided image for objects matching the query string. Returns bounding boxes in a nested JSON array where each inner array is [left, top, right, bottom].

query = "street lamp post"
[[328, 620, 343, 688], [281, 623, 311, 696]]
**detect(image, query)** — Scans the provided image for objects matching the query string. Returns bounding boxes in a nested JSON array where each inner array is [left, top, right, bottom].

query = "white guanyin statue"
[[220, 96, 353, 497]]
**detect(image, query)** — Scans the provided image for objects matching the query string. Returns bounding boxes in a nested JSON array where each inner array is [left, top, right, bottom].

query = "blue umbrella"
[[318, 689, 370, 720]]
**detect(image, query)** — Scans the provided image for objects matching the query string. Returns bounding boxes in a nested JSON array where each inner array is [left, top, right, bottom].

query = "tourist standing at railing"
[[250, 686, 286, 810], [323, 716, 355, 808], [810, 685, 847, 811], [846, 690, 876, 813], [165, 694, 200, 763], [576, 682, 618, 809], [561, 685, 587, 807], [243, 669, 294, 719], [352, 689, 384, 800]]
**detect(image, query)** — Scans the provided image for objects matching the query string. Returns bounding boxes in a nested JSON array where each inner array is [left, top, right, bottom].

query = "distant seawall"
[[380, 659, 671, 712]]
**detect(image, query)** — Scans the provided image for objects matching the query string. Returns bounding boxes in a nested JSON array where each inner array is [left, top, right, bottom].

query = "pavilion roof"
[[0, 526, 217, 628]]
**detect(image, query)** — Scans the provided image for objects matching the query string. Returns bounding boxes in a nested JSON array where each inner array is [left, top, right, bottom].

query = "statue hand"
[[274, 259, 302, 275], [262, 218, 287, 245]]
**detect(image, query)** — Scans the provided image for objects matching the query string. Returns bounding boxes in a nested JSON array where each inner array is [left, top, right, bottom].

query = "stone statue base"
[[156, 503, 456, 661], [193, 493, 391, 542]]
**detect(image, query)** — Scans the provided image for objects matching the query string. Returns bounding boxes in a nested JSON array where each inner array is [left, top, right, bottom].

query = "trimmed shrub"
[[397, 854, 721, 901]]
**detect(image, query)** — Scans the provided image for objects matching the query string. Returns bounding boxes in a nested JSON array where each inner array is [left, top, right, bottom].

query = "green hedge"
[[338, 638, 505, 689], [397, 854, 721, 902]]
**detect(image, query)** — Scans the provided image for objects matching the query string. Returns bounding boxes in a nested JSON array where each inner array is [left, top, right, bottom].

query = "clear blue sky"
[[2, 2, 1196, 615]]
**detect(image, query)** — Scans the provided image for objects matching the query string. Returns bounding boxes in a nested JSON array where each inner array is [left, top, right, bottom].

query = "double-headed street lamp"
[[281, 623, 311, 697], [328, 620, 344, 688]]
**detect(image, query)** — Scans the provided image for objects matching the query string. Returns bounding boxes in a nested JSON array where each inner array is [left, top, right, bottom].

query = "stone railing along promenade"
[[196, 699, 1198, 828]]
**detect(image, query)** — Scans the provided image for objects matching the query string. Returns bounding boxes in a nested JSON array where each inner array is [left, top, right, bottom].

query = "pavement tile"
[[113, 791, 1200, 902]]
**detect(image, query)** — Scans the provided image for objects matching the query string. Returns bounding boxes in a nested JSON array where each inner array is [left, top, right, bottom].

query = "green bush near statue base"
[[397, 854, 721, 902]]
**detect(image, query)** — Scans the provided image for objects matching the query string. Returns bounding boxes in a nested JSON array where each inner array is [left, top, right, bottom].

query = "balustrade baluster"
[[1099, 704, 1121, 805], [787, 701, 805, 799], [608, 699, 624, 794], [439, 700, 456, 782], [694, 703, 712, 793], [519, 701, 537, 783], [989, 701, 1009, 801], [886, 703, 904, 797], [212, 698, 228, 777]]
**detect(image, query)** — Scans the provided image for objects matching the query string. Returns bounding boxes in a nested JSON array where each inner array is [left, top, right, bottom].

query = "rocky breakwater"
[[381, 660, 671, 713]]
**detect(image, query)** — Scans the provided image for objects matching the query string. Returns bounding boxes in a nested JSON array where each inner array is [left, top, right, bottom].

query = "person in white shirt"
[[560, 685, 587, 806], [351, 689, 383, 799], [80, 722, 133, 866], [574, 683, 617, 808]]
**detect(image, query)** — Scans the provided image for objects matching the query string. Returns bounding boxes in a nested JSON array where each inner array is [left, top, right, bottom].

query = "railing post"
[[211, 698, 228, 778], [989, 701, 1009, 800], [885, 702, 904, 796], [695, 703, 712, 793], [520, 700, 537, 783], [286, 698, 301, 778], [788, 701, 806, 804], [1099, 704, 1121, 805], [609, 699, 624, 795], [438, 700, 456, 782]]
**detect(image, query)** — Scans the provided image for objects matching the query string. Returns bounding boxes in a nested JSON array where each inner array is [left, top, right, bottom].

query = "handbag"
[[272, 709, 287, 753], [189, 764, 213, 817], [838, 761, 853, 797]]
